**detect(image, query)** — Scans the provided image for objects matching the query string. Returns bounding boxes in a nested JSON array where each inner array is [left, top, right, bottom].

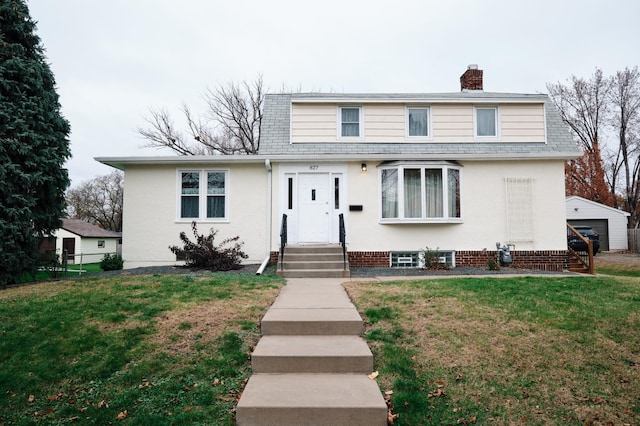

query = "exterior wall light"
[[361, 163, 367, 172]]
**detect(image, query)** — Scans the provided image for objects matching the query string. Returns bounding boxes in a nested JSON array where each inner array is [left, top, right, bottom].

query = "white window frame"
[[337, 106, 363, 139], [474, 106, 500, 139], [378, 162, 463, 224], [176, 169, 229, 222], [405, 106, 431, 139]]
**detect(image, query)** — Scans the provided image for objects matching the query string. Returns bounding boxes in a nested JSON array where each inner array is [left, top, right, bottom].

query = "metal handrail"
[[279, 214, 287, 271], [567, 223, 594, 274], [339, 213, 346, 270]]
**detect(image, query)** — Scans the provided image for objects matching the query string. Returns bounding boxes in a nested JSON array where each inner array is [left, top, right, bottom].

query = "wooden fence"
[[629, 229, 640, 252]]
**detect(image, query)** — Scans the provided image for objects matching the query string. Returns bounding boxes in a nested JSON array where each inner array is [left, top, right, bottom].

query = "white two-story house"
[[98, 66, 581, 272]]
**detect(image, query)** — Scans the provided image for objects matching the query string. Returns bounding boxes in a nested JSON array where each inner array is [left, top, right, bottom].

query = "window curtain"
[[206, 172, 225, 218], [181, 172, 199, 218], [341, 108, 359, 136], [403, 169, 422, 218], [408, 109, 428, 136], [477, 108, 496, 136], [424, 169, 443, 217], [447, 169, 460, 218], [381, 169, 398, 218]]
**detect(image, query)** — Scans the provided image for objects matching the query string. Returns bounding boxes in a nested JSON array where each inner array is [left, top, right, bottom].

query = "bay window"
[[380, 162, 461, 222], [178, 170, 228, 221]]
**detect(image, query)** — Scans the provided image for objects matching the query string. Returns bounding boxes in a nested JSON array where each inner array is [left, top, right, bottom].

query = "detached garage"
[[566, 196, 630, 251]]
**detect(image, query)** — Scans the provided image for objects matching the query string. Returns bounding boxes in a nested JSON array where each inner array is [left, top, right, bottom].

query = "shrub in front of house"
[[169, 221, 248, 271], [100, 253, 124, 271]]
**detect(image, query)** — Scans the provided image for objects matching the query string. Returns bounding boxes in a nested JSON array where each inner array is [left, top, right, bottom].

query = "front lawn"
[[345, 275, 640, 425], [0, 273, 283, 425], [3, 270, 639, 425]]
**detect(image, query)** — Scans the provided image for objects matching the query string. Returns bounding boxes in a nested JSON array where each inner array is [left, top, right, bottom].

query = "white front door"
[[298, 173, 330, 242]]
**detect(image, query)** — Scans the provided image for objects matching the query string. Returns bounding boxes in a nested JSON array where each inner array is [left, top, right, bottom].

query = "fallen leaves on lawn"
[[428, 380, 446, 398], [368, 371, 379, 380], [116, 410, 128, 420], [383, 389, 398, 424]]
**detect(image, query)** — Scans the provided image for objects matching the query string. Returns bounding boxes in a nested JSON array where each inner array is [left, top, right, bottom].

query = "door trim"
[[279, 163, 348, 245]]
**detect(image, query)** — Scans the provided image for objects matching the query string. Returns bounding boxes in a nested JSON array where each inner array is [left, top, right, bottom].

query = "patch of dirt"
[[596, 251, 640, 266], [150, 282, 280, 357]]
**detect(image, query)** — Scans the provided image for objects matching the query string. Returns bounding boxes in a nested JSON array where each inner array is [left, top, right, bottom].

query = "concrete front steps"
[[276, 244, 350, 279], [236, 279, 387, 426]]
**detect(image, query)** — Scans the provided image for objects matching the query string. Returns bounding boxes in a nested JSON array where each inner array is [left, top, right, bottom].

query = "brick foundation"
[[455, 250, 568, 272], [272, 249, 568, 272], [347, 250, 568, 272], [348, 251, 391, 267]]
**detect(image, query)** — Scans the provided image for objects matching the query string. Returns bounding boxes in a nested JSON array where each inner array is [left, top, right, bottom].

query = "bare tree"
[[66, 171, 123, 232], [138, 75, 265, 155], [547, 69, 614, 206], [547, 68, 611, 153], [610, 67, 640, 227]]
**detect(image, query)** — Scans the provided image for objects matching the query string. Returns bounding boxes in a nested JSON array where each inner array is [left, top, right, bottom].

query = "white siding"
[[122, 163, 269, 269], [566, 196, 630, 250], [290, 102, 546, 144], [269, 160, 568, 253], [51, 230, 118, 263]]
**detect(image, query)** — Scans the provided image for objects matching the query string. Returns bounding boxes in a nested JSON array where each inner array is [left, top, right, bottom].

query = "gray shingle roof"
[[259, 92, 581, 160], [62, 219, 122, 238]]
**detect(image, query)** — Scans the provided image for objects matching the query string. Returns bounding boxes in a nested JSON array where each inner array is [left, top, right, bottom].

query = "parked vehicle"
[[568, 226, 600, 255]]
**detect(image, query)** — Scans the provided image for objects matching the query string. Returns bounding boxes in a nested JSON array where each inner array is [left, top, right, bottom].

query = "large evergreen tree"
[[0, 0, 71, 286]]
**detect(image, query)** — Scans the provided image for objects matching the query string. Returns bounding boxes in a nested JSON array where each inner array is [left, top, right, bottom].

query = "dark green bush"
[[100, 253, 124, 271], [169, 221, 248, 271]]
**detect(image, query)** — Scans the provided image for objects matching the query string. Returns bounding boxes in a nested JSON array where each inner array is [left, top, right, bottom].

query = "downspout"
[[256, 159, 272, 275]]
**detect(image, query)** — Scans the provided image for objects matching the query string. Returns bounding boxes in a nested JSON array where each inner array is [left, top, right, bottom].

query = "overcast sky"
[[28, 0, 639, 186]]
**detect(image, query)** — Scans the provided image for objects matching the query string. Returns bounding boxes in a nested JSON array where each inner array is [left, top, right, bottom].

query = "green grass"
[[345, 275, 640, 425], [0, 272, 283, 425], [596, 265, 640, 277], [66, 262, 104, 274], [594, 254, 640, 277]]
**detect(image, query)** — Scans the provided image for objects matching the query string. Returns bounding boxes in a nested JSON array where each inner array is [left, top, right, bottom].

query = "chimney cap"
[[467, 64, 478, 70]]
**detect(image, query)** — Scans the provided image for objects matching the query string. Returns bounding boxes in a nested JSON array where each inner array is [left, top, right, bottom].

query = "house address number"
[[309, 165, 319, 170]]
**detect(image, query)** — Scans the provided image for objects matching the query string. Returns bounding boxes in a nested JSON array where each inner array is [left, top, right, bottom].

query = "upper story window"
[[380, 162, 461, 223], [339, 107, 362, 137], [475, 107, 498, 137], [407, 107, 429, 137], [178, 170, 228, 221]]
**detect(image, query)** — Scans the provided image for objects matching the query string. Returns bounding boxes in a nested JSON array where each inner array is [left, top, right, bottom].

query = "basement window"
[[391, 252, 421, 268]]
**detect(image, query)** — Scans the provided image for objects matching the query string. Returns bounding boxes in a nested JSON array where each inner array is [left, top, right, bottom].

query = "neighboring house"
[[566, 196, 630, 251], [97, 66, 581, 271], [45, 219, 122, 264]]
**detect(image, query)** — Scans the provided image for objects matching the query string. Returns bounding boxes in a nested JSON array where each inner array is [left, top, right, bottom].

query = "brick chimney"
[[460, 64, 483, 91]]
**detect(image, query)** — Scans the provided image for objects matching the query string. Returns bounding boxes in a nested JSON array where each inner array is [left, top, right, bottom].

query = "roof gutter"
[[256, 159, 272, 275]]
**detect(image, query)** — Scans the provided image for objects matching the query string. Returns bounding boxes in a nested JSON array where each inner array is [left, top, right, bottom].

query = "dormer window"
[[407, 107, 430, 138], [475, 107, 498, 137], [339, 107, 362, 137]]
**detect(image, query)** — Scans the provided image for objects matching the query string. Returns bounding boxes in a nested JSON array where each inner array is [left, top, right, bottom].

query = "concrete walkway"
[[236, 278, 387, 426]]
